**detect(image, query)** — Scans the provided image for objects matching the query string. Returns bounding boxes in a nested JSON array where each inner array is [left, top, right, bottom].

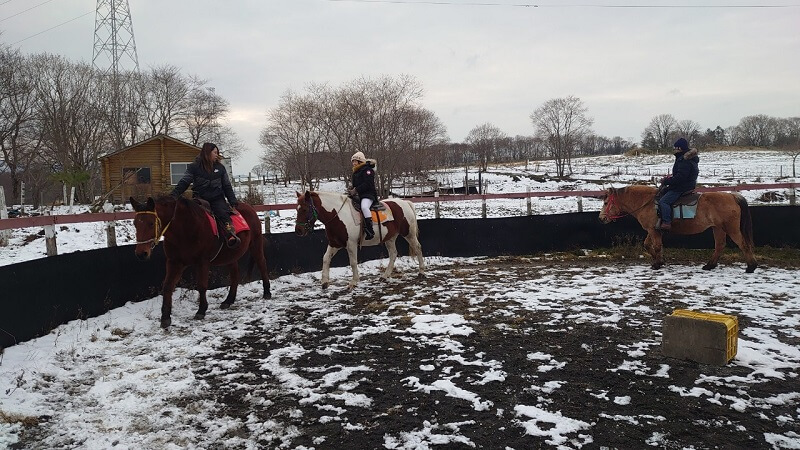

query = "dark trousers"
[[658, 189, 682, 224], [208, 197, 233, 229]]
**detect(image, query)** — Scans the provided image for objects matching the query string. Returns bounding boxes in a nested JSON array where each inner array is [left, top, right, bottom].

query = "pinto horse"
[[598, 185, 757, 273], [294, 191, 424, 289], [130, 195, 271, 328]]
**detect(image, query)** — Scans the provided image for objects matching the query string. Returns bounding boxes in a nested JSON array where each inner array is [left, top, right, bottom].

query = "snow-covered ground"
[[1, 149, 798, 448], [1, 149, 797, 267]]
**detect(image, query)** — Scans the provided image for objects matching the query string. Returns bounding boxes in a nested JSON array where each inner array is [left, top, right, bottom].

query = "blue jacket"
[[663, 148, 699, 193], [171, 156, 238, 205]]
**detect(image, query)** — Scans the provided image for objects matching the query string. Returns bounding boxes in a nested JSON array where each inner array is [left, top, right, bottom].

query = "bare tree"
[[261, 90, 325, 191], [141, 64, 195, 137], [0, 49, 40, 202], [641, 114, 678, 149], [676, 119, 702, 146], [530, 96, 594, 177], [465, 123, 506, 173], [736, 114, 776, 147], [32, 54, 109, 202]]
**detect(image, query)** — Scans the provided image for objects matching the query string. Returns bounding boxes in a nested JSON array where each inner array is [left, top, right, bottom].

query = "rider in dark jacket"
[[349, 151, 378, 240], [658, 137, 699, 231], [171, 142, 241, 248]]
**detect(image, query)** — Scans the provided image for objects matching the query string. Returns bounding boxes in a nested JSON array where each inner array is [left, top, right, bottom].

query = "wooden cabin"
[[100, 135, 201, 204]]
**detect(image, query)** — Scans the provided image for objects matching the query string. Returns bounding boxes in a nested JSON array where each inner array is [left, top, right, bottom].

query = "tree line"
[[0, 46, 240, 206]]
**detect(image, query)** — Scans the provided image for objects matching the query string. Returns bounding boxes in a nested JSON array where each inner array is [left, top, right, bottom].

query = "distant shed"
[[99, 135, 200, 204]]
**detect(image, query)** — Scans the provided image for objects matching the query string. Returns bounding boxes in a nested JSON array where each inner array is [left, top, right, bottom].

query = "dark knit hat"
[[673, 138, 689, 152]]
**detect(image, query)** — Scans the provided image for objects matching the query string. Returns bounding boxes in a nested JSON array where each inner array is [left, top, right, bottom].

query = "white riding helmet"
[[351, 151, 366, 163]]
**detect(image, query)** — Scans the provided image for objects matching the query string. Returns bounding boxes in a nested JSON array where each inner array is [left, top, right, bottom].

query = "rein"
[[296, 194, 349, 231], [603, 191, 653, 221], [134, 200, 178, 249]]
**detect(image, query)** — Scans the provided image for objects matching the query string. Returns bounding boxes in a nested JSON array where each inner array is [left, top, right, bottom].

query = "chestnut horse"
[[294, 191, 424, 289], [599, 185, 757, 273], [130, 195, 271, 328]]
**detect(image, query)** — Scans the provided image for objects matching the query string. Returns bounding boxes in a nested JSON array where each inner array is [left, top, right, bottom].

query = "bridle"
[[295, 193, 349, 232], [602, 190, 653, 222], [296, 194, 319, 233], [134, 200, 178, 250]]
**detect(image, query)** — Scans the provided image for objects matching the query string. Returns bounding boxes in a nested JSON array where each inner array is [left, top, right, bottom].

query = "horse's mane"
[[154, 194, 206, 220]]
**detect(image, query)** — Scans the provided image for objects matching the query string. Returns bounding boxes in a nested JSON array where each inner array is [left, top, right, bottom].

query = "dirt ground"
[[186, 256, 799, 449]]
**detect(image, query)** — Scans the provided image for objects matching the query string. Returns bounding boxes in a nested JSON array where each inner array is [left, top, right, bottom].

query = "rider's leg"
[[658, 190, 681, 229], [360, 198, 375, 239], [211, 198, 240, 248]]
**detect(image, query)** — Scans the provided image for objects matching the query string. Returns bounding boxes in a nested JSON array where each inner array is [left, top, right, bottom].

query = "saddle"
[[193, 198, 249, 237], [655, 190, 701, 220]]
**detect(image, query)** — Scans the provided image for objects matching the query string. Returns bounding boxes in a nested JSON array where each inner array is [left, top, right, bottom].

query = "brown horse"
[[598, 185, 757, 273], [294, 190, 424, 289], [130, 195, 271, 328]]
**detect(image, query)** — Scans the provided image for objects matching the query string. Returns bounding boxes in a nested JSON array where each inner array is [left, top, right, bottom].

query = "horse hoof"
[[194, 313, 205, 320], [322, 282, 329, 290], [650, 264, 663, 270], [160, 318, 171, 328], [702, 263, 716, 270], [263, 291, 272, 299], [220, 302, 232, 310], [746, 265, 757, 273], [417, 273, 425, 279]]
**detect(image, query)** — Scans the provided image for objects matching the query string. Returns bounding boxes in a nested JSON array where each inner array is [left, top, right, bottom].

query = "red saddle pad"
[[205, 210, 250, 237]]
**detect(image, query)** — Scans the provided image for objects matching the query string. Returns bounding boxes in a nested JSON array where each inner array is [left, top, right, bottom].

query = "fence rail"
[[1, 182, 798, 232]]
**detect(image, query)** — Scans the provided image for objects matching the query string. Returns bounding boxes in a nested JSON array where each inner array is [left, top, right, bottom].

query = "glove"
[[230, 202, 239, 208], [348, 188, 357, 196]]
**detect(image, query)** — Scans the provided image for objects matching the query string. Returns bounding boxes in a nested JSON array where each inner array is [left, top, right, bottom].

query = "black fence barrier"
[[1, 206, 798, 349]]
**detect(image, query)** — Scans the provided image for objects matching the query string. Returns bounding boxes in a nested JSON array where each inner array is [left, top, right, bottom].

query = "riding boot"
[[224, 222, 241, 249], [363, 217, 375, 240]]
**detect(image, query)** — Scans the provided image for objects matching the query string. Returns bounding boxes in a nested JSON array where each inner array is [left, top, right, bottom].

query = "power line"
[[11, 11, 92, 45], [0, 0, 57, 22], [0, 0, 18, 7], [327, 0, 800, 7]]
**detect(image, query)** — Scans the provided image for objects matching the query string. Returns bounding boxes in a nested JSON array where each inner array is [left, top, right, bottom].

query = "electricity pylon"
[[92, 0, 139, 75]]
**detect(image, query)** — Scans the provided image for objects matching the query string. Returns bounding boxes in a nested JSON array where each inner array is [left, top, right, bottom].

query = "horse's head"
[[130, 196, 160, 261], [598, 187, 622, 224], [294, 191, 317, 236]]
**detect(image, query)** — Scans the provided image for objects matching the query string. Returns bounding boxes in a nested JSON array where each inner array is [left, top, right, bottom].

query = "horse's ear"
[[146, 197, 155, 210], [130, 196, 141, 211], [296, 191, 302, 199]]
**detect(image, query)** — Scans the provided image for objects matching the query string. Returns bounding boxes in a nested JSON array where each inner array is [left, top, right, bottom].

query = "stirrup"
[[226, 234, 241, 249]]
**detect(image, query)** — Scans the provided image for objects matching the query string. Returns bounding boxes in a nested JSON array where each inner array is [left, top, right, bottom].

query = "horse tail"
[[735, 194, 755, 248], [404, 200, 421, 257]]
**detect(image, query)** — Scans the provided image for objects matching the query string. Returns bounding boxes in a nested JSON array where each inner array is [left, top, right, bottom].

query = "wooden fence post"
[[577, 196, 583, 213], [264, 211, 271, 234], [0, 186, 10, 246], [526, 187, 532, 216], [434, 191, 440, 219], [44, 211, 57, 256], [790, 186, 796, 206], [481, 196, 487, 219], [104, 202, 117, 247]]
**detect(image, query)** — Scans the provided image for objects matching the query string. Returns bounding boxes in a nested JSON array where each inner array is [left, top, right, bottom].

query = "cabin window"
[[170, 162, 191, 185], [123, 167, 151, 184]]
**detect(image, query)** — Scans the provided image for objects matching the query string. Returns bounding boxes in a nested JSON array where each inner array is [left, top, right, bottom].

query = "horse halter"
[[134, 200, 178, 249], [602, 192, 627, 221], [602, 190, 653, 221], [296, 195, 319, 232]]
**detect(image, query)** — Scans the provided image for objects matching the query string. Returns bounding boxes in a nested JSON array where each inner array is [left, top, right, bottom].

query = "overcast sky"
[[2, 0, 799, 174]]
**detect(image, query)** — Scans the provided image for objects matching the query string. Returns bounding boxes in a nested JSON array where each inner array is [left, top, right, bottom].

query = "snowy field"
[[1, 149, 799, 448], [0, 149, 797, 267]]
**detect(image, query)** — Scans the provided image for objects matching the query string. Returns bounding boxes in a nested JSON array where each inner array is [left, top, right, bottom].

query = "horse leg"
[[381, 238, 398, 280], [725, 226, 758, 273], [346, 241, 360, 290], [221, 262, 240, 309], [644, 231, 664, 270], [404, 234, 425, 278], [321, 245, 340, 289], [702, 227, 727, 271], [161, 261, 185, 328], [254, 240, 271, 299], [194, 262, 210, 319]]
